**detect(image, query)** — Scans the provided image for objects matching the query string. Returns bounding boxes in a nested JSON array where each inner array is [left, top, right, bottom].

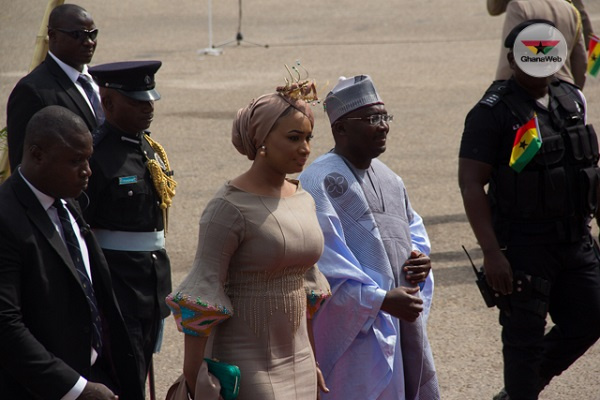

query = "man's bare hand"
[[483, 249, 513, 295], [78, 382, 118, 400], [381, 286, 423, 322], [403, 250, 431, 285]]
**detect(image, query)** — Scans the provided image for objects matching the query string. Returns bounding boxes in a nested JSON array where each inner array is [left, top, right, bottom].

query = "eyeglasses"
[[343, 114, 394, 126], [52, 28, 99, 41]]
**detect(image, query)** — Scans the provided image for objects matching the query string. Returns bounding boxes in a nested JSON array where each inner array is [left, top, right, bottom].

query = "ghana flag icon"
[[510, 114, 542, 173], [588, 34, 600, 78], [513, 23, 567, 77], [521, 40, 560, 55]]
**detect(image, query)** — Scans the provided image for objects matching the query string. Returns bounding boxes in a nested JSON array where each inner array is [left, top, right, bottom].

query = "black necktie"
[[77, 74, 105, 125], [53, 199, 103, 354]]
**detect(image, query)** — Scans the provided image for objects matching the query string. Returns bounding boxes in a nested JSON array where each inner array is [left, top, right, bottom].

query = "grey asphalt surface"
[[2, 1, 600, 399]]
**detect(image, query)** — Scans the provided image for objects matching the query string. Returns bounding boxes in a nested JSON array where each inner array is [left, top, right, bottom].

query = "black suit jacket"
[[6, 55, 98, 170], [0, 173, 143, 400]]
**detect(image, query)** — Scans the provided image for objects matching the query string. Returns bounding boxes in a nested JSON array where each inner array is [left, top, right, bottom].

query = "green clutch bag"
[[204, 358, 241, 400]]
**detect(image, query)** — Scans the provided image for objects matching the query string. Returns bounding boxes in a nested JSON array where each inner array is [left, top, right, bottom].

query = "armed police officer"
[[459, 20, 600, 400], [82, 61, 176, 395]]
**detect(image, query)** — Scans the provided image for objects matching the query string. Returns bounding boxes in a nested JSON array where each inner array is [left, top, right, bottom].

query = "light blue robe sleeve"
[[317, 208, 388, 334], [300, 155, 404, 382], [304, 200, 398, 382], [300, 156, 439, 398], [409, 210, 430, 256], [405, 184, 435, 322]]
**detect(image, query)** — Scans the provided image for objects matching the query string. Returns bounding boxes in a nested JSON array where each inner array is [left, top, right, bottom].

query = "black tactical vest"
[[484, 80, 599, 243]]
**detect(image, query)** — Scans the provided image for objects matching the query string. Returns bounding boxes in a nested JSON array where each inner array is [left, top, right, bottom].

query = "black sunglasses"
[[52, 28, 99, 41]]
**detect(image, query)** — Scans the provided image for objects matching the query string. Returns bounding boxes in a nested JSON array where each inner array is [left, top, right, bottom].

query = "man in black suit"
[[0, 106, 143, 400], [6, 4, 103, 171]]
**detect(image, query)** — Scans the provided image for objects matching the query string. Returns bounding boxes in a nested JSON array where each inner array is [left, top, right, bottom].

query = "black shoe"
[[493, 388, 510, 400]]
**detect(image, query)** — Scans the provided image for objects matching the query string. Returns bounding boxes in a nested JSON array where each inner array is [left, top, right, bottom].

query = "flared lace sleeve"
[[167, 195, 244, 336]]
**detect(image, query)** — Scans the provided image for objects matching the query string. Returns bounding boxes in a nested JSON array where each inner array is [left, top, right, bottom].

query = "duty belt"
[[93, 229, 165, 251]]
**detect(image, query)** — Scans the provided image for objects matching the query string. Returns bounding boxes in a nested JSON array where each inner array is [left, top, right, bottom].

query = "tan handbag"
[[164, 374, 191, 400], [164, 361, 222, 400]]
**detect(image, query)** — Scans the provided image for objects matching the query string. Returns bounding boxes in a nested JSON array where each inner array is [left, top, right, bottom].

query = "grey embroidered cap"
[[323, 75, 383, 124]]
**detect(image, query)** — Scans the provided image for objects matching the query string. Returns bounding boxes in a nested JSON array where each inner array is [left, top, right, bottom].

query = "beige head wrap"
[[232, 93, 314, 160]]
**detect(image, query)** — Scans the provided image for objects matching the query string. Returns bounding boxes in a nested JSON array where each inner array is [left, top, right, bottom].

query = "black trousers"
[[124, 311, 161, 395], [89, 356, 119, 394], [500, 235, 600, 400], [104, 248, 171, 396]]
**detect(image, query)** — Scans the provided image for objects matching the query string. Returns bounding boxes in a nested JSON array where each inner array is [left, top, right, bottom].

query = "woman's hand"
[[316, 361, 329, 399], [183, 335, 209, 398]]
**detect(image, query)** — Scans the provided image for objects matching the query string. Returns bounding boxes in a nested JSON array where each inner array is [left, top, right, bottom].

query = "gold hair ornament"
[[276, 61, 319, 104], [143, 134, 177, 235]]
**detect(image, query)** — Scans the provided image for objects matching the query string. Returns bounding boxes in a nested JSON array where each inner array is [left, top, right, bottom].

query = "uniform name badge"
[[119, 176, 138, 185]]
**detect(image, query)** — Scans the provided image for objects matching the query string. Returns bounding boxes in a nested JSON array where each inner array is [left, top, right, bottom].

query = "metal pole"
[[208, 0, 214, 48], [198, 0, 222, 56]]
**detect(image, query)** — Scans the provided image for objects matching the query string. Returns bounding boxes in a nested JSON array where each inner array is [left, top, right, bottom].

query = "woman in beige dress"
[[166, 81, 331, 399]]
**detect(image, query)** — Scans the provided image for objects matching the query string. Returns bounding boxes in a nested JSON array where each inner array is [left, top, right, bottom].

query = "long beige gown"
[[167, 181, 331, 400]]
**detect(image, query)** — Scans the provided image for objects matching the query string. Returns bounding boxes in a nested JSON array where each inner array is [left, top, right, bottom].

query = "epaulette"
[[479, 80, 510, 108]]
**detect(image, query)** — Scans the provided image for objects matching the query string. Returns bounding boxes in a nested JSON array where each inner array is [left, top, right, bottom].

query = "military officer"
[[83, 60, 176, 395]]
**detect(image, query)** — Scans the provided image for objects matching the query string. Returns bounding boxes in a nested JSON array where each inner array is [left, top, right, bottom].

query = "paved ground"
[[2, 1, 600, 398]]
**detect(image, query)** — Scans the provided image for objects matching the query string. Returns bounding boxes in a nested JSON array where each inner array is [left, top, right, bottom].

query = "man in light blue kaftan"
[[299, 75, 439, 400]]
